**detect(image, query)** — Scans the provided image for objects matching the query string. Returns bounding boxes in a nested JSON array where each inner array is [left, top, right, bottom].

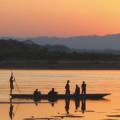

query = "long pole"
[[13, 76, 21, 93], [12, 72, 21, 93], [14, 80, 21, 93]]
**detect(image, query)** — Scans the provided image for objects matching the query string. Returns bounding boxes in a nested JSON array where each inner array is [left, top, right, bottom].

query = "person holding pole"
[[9, 72, 15, 95]]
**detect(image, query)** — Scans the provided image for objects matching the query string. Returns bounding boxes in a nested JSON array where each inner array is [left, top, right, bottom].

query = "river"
[[0, 70, 120, 120]]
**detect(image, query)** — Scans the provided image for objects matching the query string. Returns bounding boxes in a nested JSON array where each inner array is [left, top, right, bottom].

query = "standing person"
[[75, 84, 80, 97], [65, 80, 70, 95], [75, 84, 80, 95], [9, 72, 15, 95], [81, 81, 86, 95]]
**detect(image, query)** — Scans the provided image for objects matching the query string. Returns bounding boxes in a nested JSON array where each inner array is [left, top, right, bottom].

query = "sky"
[[0, 0, 120, 37]]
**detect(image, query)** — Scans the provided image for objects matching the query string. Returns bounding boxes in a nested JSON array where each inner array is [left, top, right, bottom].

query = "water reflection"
[[64, 98, 86, 114], [9, 99, 14, 120], [81, 98, 86, 113], [0, 70, 119, 120], [32, 97, 82, 116], [65, 98, 70, 114], [8, 98, 86, 120], [75, 97, 80, 112], [24, 117, 58, 120], [7, 97, 112, 120]]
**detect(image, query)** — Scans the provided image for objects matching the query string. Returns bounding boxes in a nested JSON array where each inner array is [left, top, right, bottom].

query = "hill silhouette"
[[0, 39, 72, 61], [0, 38, 120, 69], [28, 34, 120, 50]]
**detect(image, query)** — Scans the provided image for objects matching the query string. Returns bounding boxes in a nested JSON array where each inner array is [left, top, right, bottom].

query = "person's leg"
[[85, 88, 86, 94], [10, 89, 12, 95], [82, 89, 84, 94], [82, 89, 85, 94]]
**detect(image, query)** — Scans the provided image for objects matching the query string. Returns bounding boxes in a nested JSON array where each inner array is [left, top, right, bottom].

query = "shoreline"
[[1, 60, 120, 70], [1, 66, 120, 70]]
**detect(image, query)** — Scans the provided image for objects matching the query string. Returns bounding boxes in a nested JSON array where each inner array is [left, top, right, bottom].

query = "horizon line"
[[0, 33, 120, 39]]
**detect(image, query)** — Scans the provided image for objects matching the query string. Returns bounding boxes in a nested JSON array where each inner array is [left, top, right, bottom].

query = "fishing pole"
[[9, 99, 20, 120], [11, 72, 21, 93], [14, 78, 21, 93]]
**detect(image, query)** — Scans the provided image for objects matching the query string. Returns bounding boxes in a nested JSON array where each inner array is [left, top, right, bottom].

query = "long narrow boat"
[[11, 93, 110, 100], [9, 73, 110, 100]]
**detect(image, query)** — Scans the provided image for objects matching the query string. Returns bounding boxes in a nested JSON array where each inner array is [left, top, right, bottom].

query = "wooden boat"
[[11, 93, 110, 100], [9, 73, 110, 101]]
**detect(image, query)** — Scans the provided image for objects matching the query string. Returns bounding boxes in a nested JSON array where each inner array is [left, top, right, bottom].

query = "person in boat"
[[9, 72, 15, 95], [81, 81, 86, 95], [74, 84, 80, 98], [33, 89, 41, 99], [74, 84, 80, 111], [48, 88, 58, 101], [65, 80, 70, 95]]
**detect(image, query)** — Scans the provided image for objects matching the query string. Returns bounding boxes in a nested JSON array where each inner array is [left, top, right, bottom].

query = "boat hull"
[[11, 93, 110, 100]]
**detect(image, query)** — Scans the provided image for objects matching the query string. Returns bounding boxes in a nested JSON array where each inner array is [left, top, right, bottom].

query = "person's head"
[[76, 84, 78, 87], [52, 88, 54, 92], [67, 80, 70, 84], [36, 89, 38, 91], [83, 81, 85, 84]]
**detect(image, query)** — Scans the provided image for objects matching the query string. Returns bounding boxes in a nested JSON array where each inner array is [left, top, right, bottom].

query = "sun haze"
[[0, 0, 120, 37]]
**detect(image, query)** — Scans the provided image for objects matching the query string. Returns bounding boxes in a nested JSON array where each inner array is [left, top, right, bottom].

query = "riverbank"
[[0, 60, 120, 70]]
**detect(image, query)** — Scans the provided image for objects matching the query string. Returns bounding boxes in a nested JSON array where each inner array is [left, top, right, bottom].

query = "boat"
[[9, 73, 110, 101], [11, 93, 110, 100]]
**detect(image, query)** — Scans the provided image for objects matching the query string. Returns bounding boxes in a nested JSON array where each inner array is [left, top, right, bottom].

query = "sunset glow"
[[0, 0, 120, 37]]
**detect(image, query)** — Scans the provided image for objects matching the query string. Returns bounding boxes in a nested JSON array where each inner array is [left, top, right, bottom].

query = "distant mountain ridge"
[[0, 39, 72, 60], [1, 34, 120, 50], [26, 34, 120, 50]]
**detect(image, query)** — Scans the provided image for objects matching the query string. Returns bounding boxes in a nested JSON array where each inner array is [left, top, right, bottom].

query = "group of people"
[[9, 72, 86, 97], [33, 80, 86, 97], [65, 80, 86, 95]]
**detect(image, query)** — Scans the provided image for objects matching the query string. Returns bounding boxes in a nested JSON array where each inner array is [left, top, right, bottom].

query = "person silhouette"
[[74, 85, 80, 112], [9, 72, 15, 95], [65, 80, 70, 95], [74, 84, 80, 98], [81, 81, 86, 95], [33, 89, 41, 101], [48, 88, 58, 102]]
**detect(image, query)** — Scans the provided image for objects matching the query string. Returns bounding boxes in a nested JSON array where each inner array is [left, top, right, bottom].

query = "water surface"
[[0, 70, 120, 120]]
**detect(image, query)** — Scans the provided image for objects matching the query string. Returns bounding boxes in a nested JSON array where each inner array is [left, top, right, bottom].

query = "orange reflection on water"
[[0, 70, 120, 120]]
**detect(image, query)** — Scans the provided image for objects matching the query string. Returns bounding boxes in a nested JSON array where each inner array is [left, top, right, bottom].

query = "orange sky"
[[0, 0, 120, 37]]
